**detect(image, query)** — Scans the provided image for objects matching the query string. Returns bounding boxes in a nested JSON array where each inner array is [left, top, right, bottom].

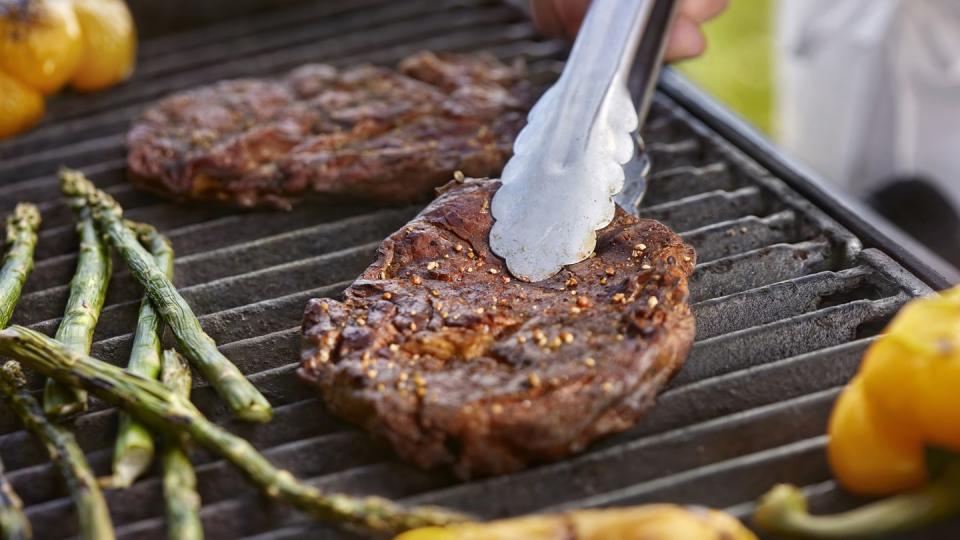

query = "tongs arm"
[[489, 0, 678, 281]]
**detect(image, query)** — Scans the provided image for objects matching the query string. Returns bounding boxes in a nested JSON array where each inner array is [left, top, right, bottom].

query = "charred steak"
[[126, 52, 530, 209], [300, 177, 696, 478]]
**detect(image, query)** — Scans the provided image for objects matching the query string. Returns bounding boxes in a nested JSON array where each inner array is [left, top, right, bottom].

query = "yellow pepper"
[[395, 505, 757, 540], [831, 285, 960, 495], [70, 0, 136, 92], [0, 0, 82, 95], [0, 71, 45, 139], [754, 286, 960, 538], [0, 0, 136, 138]]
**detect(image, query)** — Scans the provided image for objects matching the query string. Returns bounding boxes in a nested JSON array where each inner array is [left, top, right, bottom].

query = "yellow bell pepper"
[[754, 285, 960, 538], [0, 71, 45, 139], [0, 0, 82, 95], [831, 285, 960, 495], [395, 505, 757, 540], [70, 0, 136, 92], [0, 0, 136, 138]]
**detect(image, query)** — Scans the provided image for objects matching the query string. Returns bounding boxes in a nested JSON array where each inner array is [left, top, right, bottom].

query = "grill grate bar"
[[692, 266, 878, 339], [643, 162, 742, 205], [33, 202, 230, 261], [639, 186, 771, 233], [0, 160, 127, 213], [16, 242, 376, 328], [554, 436, 830, 512], [25, 431, 389, 540], [0, 301, 315, 435], [408, 391, 836, 517], [31, 185, 158, 234], [680, 210, 796, 264], [8, 397, 336, 505], [25, 207, 416, 296], [676, 296, 904, 388], [135, 0, 393, 60], [689, 240, 833, 302], [228, 412, 837, 540], [133, 0, 461, 84]]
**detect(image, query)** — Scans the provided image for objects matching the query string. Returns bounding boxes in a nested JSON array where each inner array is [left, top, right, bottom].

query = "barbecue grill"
[[0, 1, 956, 538]]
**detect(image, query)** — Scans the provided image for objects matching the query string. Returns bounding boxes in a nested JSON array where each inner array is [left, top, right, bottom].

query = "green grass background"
[[677, 0, 774, 135]]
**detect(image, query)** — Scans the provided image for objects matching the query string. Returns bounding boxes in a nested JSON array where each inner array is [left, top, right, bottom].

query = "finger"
[[530, 0, 591, 40], [664, 15, 707, 62], [530, 0, 566, 38], [680, 0, 728, 23], [556, 0, 591, 39]]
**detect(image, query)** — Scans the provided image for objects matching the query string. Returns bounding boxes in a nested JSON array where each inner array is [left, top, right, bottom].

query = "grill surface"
[[0, 1, 950, 538]]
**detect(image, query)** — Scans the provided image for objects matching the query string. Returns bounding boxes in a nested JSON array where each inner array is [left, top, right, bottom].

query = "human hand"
[[530, 0, 728, 61]]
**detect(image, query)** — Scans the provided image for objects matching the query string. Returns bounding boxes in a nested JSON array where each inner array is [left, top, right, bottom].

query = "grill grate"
[[0, 1, 947, 538]]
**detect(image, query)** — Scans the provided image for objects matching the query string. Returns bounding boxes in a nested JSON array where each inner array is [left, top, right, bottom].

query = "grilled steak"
[[300, 177, 696, 478], [126, 52, 531, 209]]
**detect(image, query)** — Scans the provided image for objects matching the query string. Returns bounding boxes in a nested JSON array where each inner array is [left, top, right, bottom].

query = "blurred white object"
[[777, 0, 960, 207]]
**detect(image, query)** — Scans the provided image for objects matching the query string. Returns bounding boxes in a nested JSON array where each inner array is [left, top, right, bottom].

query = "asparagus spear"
[[0, 450, 30, 540], [44, 205, 111, 417], [108, 223, 174, 488], [159, 350, 203, 540], [0, 204, 40, 540], [59, 168, 272, 423], [0, 361, 114, 540], [0, 325, 468, 535], [0, 203, 40, 327]]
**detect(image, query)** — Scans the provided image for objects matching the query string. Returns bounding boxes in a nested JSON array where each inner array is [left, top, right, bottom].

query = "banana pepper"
[[396, 504, 757, 540], [0, 0, 136, 138], [754, 286, 960, 538]]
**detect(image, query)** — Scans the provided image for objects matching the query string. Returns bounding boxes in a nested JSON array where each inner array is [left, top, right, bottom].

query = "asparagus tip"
[[9, 203, 40, 230], [58, 168, 120, 217], [6, 204, 41, 247], [0, 361, 26, 387]]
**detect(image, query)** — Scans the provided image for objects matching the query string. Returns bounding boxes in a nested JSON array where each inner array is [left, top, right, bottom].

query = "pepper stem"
[[754, 481, 960, 539]]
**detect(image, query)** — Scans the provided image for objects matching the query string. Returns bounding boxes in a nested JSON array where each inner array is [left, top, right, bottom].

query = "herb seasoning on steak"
[[300, 177, 696, 478], [127, 52, 530, 209]]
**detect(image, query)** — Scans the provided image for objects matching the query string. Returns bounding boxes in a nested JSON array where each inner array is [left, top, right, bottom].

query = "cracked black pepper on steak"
[[299, 177, 696, 478], [126, 51, 531, 209]]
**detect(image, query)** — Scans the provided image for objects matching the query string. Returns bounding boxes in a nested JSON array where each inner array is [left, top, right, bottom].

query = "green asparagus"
[[0, 325, 469, 535], [159, 350, 203, 540], [0, 361, 114, 540], [44, 205, 111, 417], [108, 223, 174, 488], [0, 456, 30, 540], [60, 168, 272, 423], [0, 204, 40, 540], [0, 204, 40, 327]]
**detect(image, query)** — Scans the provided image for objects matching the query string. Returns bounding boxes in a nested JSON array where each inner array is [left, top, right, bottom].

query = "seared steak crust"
[[127, 52, 530, 209], [300, 178, 696, 478]]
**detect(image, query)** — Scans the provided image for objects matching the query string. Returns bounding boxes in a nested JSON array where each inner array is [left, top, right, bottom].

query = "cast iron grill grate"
[[0, 0, 946, 538]]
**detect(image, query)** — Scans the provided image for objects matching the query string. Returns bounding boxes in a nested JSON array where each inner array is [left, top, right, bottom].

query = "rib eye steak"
[[300, 177, 696, 478], [126, 52, 531, 209]]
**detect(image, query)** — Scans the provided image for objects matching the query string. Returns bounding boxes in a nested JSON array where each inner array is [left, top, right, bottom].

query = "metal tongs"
[[489, 0, 678, 281]]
